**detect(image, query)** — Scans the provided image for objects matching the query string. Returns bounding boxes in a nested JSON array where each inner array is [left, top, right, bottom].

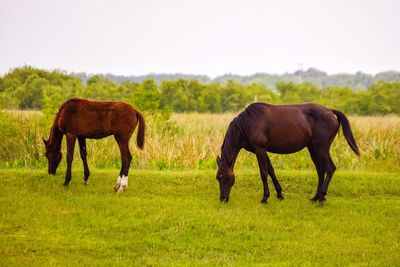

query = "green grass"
[[1, 168, 399, 265]]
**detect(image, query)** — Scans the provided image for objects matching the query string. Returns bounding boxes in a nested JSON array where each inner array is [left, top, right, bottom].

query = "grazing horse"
[[43, 98, 145, 192], [216, 102, 360, 205]]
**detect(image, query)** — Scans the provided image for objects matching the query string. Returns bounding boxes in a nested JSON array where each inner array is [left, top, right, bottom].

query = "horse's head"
[[216, 156, 235, 202], [43, 138, 62, 175]]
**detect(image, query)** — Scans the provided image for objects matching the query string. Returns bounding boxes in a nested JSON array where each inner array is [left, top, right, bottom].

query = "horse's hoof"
[[261, 199, 268, 204], [114, 184, 120, 192], [117, 185, 126, 193], [63, 182, 69, 187], [277, 195, 284, 201], [310, 196, 319, 202], [83, 180, 89, 185], [319, 199, 327, 206]]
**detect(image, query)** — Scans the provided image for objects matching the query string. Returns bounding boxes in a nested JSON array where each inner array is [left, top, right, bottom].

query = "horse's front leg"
[[266, 155, 284, 200], [64, 134, 76, 186], [256, 151, 270, 203], [78, 136, 90, 185]]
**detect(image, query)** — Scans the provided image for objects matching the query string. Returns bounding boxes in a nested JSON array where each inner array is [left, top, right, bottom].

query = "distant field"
[[1, 111, 399, 172], [1, 169, 399, 265]]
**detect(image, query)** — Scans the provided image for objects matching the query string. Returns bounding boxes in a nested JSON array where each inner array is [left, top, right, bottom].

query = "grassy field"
[[1, 168, 399, 265], [1, 111, 400, 265]]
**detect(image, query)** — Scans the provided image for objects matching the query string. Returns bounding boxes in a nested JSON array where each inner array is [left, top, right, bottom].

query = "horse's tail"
[[332, 109, 360, 156], [135, 110, 145, 150]]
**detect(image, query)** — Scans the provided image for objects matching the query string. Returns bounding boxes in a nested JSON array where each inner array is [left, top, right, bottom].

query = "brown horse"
[[43, 98, 145, 192], [216, 102, 360, 205]]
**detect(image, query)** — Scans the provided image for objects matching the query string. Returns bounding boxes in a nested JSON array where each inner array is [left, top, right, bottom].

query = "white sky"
[[0, 0, 399, 76]]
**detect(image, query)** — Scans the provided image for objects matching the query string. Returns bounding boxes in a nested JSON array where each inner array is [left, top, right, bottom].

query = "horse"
[[216, 102, 360, 205], [43, 98, 145, 192]]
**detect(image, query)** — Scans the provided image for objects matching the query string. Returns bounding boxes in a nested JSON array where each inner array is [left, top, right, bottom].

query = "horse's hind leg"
[[309, 145, 337, 205], [307, 146, 326, 202], [320, 154, 336, 204], [255, 151, 270, 203], [114, 136, 132, 193], [78, 136, 90, 185], [266, 155, 283, 200]]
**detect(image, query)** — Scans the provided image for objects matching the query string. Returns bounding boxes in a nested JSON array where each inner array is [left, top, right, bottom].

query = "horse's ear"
[[42, 137, 48, 146], [216, 156, 221, 166]]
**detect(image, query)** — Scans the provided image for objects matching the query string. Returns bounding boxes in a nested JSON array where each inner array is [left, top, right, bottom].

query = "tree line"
[[0, 66, 399, 115], [72, 68, 400, 91]]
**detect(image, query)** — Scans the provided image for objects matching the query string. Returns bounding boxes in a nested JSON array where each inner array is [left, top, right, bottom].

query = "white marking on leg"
[[117, 175, 128, 193], [121, 175, 128, 187]]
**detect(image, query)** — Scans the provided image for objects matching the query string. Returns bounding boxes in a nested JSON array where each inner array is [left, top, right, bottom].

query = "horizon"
[[2, 65, 399, 79], [1, 0, 400, 76]]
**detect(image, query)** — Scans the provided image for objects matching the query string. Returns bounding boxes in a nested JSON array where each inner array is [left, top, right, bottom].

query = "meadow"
[[1, 111, 400, 265], [1, 169, 399, 265]]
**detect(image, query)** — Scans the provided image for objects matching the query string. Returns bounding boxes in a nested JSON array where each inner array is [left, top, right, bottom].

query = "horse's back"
[[243, 103, 339, 153], [62, 98, 133, 112], [58, 98, 138, 138], [249, 102, 337, 129]]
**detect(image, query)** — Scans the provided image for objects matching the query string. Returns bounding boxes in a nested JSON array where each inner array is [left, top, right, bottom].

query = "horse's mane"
[[221, 103, 265, 166], [48, 104, 65, 149], [243, 102, 268, 118], [221, 117, 240, 161]]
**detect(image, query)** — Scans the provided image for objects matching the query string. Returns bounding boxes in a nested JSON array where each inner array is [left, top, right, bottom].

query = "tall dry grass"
[[1, 110, 399, 172]]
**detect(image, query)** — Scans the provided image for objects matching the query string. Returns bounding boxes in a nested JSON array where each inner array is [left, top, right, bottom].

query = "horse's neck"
[[221, 126, 243, 169], [221, 147, 240, 170], [49, 116, 63, 150]]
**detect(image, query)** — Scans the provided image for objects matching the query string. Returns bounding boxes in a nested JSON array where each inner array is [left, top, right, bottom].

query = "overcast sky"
[[1, 0, 399, 76]]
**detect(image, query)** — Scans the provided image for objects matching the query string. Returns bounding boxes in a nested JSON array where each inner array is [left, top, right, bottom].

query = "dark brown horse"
[[43, 98, 145, 192], [216, 102, 360, 205]]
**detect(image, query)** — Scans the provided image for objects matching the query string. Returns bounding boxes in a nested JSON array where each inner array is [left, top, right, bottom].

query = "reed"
[[1, 110, 399, 172]]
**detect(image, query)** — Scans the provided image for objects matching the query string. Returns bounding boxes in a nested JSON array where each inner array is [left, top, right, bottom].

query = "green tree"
[[160, 80, 189, 112], [16, 74, 48, 109], [131, 79, 160, 111], [84, 75, 118, 100], [276, 81, 320, 103], [320, 86, 356, 112], [367, 81, 400, 114], [246, 83, 277, 104], [42, 85, 64, 114], [199, 83, 222, 113]]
